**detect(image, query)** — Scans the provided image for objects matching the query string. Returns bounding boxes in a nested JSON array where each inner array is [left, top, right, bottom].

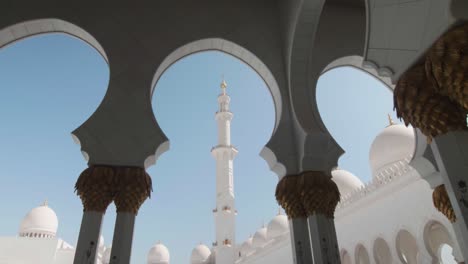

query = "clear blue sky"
[[0, 34, 397, 263]]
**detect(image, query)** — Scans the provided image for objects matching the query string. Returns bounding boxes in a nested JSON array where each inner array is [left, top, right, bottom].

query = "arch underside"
[[150, 38, 282, 133], [0, 19, 107, 62]]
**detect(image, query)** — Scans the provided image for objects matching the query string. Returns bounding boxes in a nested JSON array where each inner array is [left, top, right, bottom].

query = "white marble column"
[[431, 131, 468, 261], [109, 212, 136, 264], [73, 211, 104, 264], [308, 214, 340, 263], [289, 218, 313, 264]]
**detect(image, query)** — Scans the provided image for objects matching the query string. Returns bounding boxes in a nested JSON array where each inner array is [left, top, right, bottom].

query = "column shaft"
[[431, 131, 468, 261], [109, 212, 136, 264], [73, 211, 104, 264], [308, 214, 340, 263], [289, 218, 313, 264]]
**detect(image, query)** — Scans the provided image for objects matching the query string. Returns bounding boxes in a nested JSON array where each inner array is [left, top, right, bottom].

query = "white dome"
[[252, 227, 268, 248], [148, 243, 170, 264], [103, 247, 112, 264], [332, 169, 364, 196], [19, 202, 58, 238], [369, 123, 415, 176], [190, 244, 211, 264], [240, 237, 254, 257], [267, 214, 289, 239]]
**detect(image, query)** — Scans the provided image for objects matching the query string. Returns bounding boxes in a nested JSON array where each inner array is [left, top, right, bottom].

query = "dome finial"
[[277, 207, 282, 215], [387, 113, 395, 127], [42, 199, 48, 207]]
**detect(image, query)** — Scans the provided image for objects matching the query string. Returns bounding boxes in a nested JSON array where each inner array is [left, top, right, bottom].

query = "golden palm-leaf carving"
[[433, 184, 456, 223]]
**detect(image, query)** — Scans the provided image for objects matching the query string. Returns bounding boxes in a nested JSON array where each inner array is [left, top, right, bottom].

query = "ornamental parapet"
[[336, 160, 413, 210]]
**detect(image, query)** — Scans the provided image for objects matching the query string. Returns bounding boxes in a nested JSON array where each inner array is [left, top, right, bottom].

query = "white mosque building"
[[181, 82, 464, 264], [0, 200, 112, 263], [0, 82, 464, 264]]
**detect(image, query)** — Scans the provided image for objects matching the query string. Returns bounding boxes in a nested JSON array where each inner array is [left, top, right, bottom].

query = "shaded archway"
[[373, 237, 392, 264], [0, 32, 109, 250], [150, 50, 276, 264], [0, 18, 110, 162], [424, 221, 457, 263], [396, 229, 419, 264], [317, 66, 396, 182], [355, 244, 370, 264]]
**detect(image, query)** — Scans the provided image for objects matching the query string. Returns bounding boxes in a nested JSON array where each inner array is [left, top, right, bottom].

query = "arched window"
[[424, 221, 457, 263], [396, 229, 419, 264], [373, 238, 392, 264], [341, 249, 352, 264], [355, 244, 370, 264]]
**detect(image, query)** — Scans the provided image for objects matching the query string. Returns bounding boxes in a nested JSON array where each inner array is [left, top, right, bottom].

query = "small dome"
[[332, 169, 364, 196], [19, 201, 58, 238], [369, 122, 415, 176], [103, 247, 112, 264], [267, 214, 289, 239], [252, 227, 268, 248], [240, 236, 254, 257], [148, 242, 170, 264], [190, 244, 211, 264]]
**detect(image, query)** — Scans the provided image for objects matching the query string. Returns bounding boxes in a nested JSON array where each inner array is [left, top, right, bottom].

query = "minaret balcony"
[[210, 145, 239, 159], [215, 111, 233, 121]]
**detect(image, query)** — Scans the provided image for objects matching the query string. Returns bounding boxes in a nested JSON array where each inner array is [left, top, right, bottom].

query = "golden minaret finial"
[[221, 80, 227, 90], [387, 113, 395, 127]]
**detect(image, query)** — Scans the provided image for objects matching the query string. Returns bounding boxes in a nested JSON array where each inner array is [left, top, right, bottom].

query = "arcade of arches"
[[1, 1, 468, 264]]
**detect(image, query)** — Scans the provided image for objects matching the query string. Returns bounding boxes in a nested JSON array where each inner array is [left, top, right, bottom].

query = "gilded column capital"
[[275, 171, 340, 219], [275, 175, 307, 218], [113, 167, 152, 215], [394, 64, 467, 142], [299, 171, 340, 218], [75, 166, 118, 212], [426, 23, 468, 111], [433, 184, 457, 223]]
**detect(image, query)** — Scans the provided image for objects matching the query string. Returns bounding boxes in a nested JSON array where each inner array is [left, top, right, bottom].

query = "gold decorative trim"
[[433, 184, 457, 223]]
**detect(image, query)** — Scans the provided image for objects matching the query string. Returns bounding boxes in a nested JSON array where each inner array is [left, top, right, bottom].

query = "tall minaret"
[[211, 79, 238, 264]]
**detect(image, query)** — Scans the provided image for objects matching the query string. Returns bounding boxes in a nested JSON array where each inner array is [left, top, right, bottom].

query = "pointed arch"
[[150, 38, 281, 133], [0, 18, 107, 62]]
